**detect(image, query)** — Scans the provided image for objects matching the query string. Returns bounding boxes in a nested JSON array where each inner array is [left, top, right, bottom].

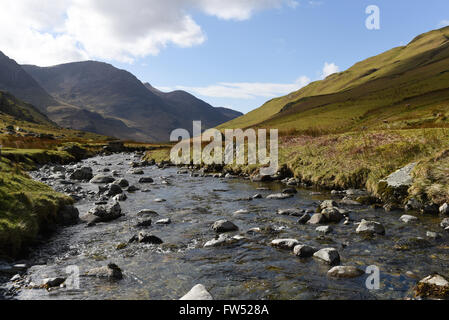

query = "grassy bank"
[[0, 155, 73, 258], [144, 128, 449, 206]]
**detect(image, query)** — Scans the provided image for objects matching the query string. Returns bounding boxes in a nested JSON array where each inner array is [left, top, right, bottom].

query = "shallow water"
[[9, 153, 449, 300]]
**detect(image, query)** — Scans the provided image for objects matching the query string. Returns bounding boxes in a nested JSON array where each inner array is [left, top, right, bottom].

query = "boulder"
[[327, 266, 364, 279], [356, 219, 385, 236], [293, 245, 317, 258], [313, 248, 341, 265], [180, 284, 213, 300], [82, 202, 123, 225], [212, 220, 239, 233], [321, 207, 345, 223], [70, 167, 94, 181], [271, 239, 300, 250], [155, 218, 171, 225], [377, 163, 417, 206]]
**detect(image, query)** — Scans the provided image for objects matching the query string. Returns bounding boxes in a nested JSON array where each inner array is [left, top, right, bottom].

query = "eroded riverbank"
[[1, 153, 449, 300]]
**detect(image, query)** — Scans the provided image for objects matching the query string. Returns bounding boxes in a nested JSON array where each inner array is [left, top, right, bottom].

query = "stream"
[[2, 152, 449, 300]]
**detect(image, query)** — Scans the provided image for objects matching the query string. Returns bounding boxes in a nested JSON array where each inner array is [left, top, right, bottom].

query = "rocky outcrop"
[[377, 163, 417, 207]]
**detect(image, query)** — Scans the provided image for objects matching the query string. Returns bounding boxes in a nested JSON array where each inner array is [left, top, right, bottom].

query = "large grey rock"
[[313, 248, 340, 265], [356, 219, 385, 236], [70, 167, 93, 181], [82, 202, 123, 225], [327, 266, 364, 279], [377, 163, 417, 205], [180, 284, 213, 300], [212, 220, 239, 233], [320, 200, 337, 210]]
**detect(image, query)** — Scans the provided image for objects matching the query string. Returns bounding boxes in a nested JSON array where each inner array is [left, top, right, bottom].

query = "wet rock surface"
[[2, 153, 449, 300]]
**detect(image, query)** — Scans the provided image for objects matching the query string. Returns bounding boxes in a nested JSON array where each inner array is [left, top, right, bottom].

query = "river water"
[[9, 153, 449, 300]]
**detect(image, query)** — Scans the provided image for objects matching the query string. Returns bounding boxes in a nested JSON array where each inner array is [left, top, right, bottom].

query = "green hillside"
[[0, 91, 55, 127], [219, 26, 449, 132]]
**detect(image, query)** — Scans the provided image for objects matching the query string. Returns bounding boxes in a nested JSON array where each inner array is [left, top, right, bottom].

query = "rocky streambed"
[[1, 153, 449, 300]]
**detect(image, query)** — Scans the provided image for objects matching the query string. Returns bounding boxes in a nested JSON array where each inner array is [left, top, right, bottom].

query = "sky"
[[1, 0, 448, 114]]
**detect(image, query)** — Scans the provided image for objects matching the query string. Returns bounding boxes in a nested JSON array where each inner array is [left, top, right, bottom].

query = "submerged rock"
[[277, 208, 304, 217], [86, 263, 123, 280], [180, 284, 213, 300], [394, 237, 433, 251], [400, 215, 418, 223], [316, 226, 333, 235], [327, 266, 364, 279], [90, 175, 115, 184], [137, 232, 163, 244], [267, 193, 294, 200]]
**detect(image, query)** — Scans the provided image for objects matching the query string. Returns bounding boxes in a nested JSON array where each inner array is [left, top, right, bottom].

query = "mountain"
[[0, 51, 59, 113], [23, 62, 242, 142], [0, 51, 142, 140], [219, 26, 449, 133], [144, 83, 243, 124], [0, 90, 54, 126]]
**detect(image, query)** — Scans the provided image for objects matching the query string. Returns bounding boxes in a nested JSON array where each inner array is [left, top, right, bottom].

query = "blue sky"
[[118, 0, 449, 113], [2, 0, 449, 113]]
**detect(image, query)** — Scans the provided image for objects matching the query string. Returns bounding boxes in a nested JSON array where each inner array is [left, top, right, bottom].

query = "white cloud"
[[159, 76, 311, 99], [0, 0, 296, 66], [321, 62, 339, 79], [439, 20, 449, 27]]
